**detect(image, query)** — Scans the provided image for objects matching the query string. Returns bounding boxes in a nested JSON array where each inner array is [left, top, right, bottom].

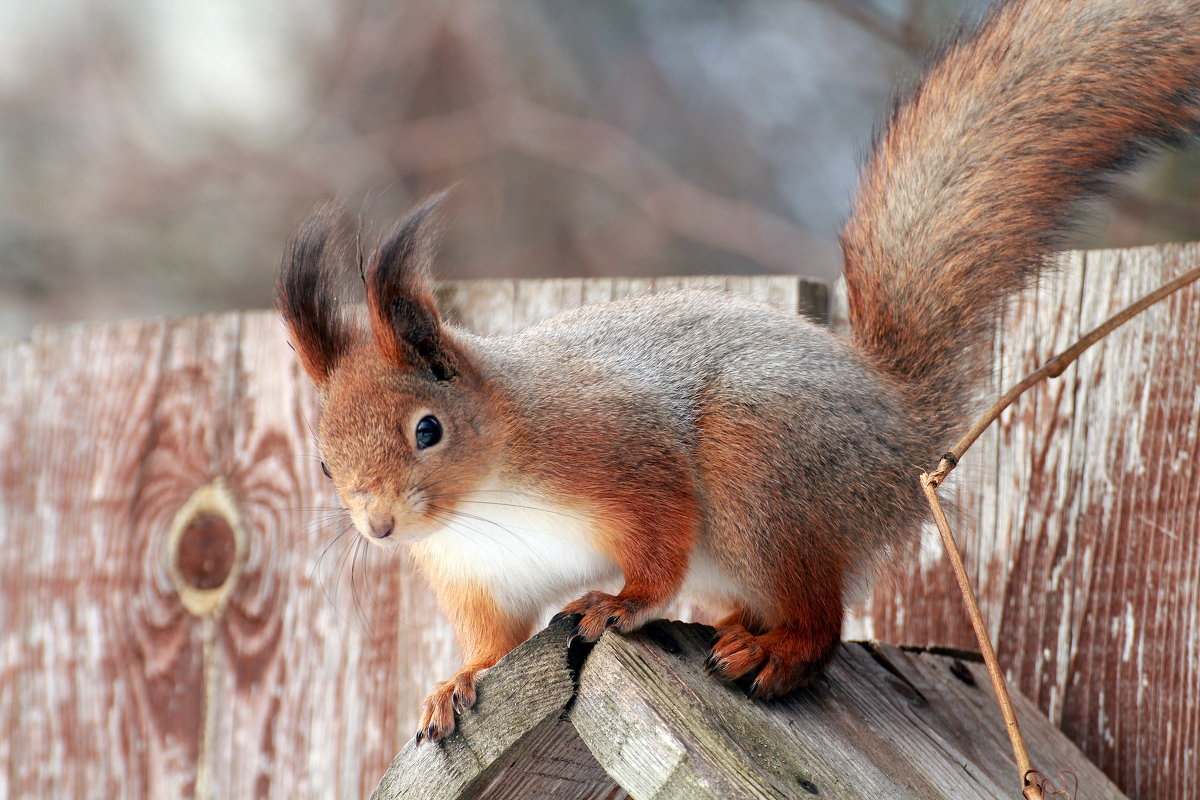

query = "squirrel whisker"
[[426, 507, 542, 560]]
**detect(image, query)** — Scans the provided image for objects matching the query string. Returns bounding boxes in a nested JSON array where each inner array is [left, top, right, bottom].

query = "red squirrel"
[[278, 0, 1200, 744]]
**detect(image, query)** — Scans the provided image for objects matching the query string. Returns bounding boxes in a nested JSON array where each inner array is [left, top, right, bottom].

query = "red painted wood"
[[1, 254, 1196, 798]]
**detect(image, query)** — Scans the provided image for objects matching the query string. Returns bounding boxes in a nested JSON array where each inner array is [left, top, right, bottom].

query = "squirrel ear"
[[277, 203, 352, 386], [365, 191, 458, 380]]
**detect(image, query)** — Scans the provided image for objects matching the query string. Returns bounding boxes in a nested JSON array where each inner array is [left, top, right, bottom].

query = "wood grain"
[[0, 314, 445, 800], [373, 621, 1129, 800], [467, 717, 628, 800], [0, 337, 32, 796], [369, 619, 595, 800], [853, 242, 1200, 800], [571, 625, 1128, 800]]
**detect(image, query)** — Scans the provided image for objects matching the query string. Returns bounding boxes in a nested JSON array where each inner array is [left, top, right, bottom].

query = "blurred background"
[[2, 0, 1199, 338]]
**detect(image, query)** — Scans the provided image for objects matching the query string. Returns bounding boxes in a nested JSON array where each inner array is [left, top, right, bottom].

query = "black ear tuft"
[[366, 191, 457, 379], [277, 203, 352, 385]]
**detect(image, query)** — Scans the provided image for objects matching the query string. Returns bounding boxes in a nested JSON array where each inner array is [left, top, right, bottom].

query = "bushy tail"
[[841, 0, 1200, 431]]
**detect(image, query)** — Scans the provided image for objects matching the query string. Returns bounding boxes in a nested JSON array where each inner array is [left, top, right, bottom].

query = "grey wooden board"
[[370, 620, 582, 800], [435, 275, 828, 336], [469, 717, 629, 800], [373, 621, 1127, 800]]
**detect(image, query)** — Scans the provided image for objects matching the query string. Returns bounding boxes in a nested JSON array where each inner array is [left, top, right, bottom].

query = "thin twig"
[[920, 474, 1043, 800], [928, 263, 1200, 486], [919, 264, 1200, 799]]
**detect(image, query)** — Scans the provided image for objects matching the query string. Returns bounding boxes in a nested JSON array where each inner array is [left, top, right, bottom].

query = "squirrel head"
[[278, 194, 500, 547]]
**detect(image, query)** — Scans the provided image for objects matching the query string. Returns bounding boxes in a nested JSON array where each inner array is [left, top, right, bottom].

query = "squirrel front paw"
[[415, 669, 479, 745], [555, 590, 651, 642], [706, 623, 839, 700]]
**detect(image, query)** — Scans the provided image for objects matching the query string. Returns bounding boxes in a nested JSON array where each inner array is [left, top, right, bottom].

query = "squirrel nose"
[[367, 514, 395, 539]]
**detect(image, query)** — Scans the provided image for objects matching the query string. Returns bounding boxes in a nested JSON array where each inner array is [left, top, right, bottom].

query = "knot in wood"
[[177, 512, 236, 590], [796, 776, 820, 794], [886, 677, 927, 708], [166, 478, 245, 617]]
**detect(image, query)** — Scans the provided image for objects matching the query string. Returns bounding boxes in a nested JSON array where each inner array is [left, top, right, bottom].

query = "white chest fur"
[[679, 548, 742, 610], [407, 483, 621, 618]]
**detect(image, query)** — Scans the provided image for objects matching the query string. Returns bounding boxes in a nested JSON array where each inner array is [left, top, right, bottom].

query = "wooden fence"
[[1, 243, 1197, 799]]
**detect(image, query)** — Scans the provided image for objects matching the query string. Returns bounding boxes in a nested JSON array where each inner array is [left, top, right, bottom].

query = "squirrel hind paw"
[[707, 624, 839, 700], [559, 590, 653, 642], [415, 670, 479, 745]]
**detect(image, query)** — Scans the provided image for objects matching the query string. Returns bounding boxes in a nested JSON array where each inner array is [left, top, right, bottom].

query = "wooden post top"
[[371, 619, 1128, 800]]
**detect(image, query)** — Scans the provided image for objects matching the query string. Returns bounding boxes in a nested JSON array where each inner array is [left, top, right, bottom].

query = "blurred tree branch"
[[1, 0, 1194, 336], [809, 0, 920, 52]]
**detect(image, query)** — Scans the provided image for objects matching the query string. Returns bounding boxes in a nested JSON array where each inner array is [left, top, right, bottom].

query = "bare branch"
[[496, 96, 833, 274], [920, 473, 1044, 799], [929, 263, 1200, 485]]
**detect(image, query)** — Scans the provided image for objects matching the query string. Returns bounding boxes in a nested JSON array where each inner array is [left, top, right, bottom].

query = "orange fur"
[[414, 580, 532, 743], [842, 0, 1200, 433], [693, 400, 856, 695], [558, 499, 699, 640]]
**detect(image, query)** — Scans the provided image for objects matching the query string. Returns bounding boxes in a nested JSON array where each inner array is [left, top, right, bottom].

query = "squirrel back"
[[842, 0, 1200, 435]]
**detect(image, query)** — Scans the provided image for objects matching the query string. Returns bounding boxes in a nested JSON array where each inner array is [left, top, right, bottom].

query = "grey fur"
[[468, 289, 929, 608]]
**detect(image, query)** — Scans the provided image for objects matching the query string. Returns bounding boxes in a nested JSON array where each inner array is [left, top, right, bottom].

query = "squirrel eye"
[[415, 415, 442, 450], [321, 461, 332, 479]]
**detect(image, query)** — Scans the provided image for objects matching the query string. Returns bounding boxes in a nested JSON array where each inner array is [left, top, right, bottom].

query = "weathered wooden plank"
[[570, 624, 1128, 800], [203, 311, 449, 800], [4, 318, 212, 799], [370, 619, 1125, 800], [369, 619, 581, 800], [1042, 244, 1200, 796], [0, 313, 453, 800], [437, 280, 518, 335], [856, 241, 1200, 799], [0, 337, 32, 797], [437, 275, 823, 336], [468, 717, 629, 800]]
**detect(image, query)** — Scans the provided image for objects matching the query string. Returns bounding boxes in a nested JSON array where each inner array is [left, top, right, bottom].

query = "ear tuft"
[[277, 203, 353, 385], [365, 191, 457, 379]]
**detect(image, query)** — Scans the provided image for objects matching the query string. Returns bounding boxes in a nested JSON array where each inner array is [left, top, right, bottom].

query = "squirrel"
[[278, 0, 1200, 744]]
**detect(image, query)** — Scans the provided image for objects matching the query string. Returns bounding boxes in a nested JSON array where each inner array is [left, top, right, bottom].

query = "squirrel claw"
[[558, 591, 651, 642], [417, 668, 481, 744], [707, 624, 838, 699]]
